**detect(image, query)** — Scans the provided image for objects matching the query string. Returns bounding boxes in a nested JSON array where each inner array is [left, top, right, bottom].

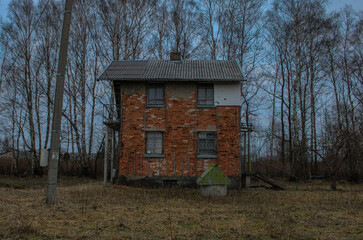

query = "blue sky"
[[326, 0, 363, 12], [0, 0, 362, 21]]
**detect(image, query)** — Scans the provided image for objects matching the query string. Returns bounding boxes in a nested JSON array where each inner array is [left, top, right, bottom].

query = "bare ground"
[[0, 176, 362, 240]]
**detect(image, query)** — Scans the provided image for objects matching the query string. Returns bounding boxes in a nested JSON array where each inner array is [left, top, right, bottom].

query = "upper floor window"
[[197, 83, 214, 107], [147, 83, 164, 107]]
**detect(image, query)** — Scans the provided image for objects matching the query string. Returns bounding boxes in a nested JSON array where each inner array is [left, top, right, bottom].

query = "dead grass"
[[0, 177, 362, 240]]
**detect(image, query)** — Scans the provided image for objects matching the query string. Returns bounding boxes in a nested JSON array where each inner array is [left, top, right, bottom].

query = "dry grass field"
[[0, 176, 362, 240]]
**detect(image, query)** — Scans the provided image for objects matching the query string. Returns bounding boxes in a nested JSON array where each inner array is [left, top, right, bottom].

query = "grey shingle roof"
[[98, 60, 245, 82]]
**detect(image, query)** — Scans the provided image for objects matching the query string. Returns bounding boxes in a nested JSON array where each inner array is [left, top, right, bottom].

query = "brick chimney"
[[170, 51, 181, 61]]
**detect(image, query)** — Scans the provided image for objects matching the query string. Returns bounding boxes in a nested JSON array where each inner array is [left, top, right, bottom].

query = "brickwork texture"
[[118, 82, 240, 177]]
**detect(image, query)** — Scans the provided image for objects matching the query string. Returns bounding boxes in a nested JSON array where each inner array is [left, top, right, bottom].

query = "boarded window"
[[148, 83, 164, 106], [146, 132, 163, 155], [197, 84, 214, 106], [197, 132, 216, 156]]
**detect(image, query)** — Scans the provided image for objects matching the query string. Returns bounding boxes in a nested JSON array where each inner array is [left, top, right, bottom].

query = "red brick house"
[[99, 53, 245, 188]]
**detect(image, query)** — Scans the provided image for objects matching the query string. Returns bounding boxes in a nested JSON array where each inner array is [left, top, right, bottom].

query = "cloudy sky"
[[0, 0, 362, 21]]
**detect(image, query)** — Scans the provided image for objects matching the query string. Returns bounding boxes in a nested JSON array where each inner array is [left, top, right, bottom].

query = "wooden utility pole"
[[110, 130, 115, 183], [103, 127, 109, 185], [241, 123, 253, 188], [46, 0, 74, 204]]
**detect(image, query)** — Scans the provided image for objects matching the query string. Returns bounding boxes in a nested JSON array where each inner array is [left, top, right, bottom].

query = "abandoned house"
[[98, 52, 245, 188]]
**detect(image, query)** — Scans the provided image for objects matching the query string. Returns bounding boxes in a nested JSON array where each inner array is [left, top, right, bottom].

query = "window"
[[197, 84, 214, 107], [147, 83, 164, 106], [197, 132, 216, 157], [146, 132, 163, 156]]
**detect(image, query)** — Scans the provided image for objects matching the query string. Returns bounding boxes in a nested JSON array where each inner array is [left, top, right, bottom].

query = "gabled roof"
[[197, 164, 230, 185], [98, 60, 245, 82]]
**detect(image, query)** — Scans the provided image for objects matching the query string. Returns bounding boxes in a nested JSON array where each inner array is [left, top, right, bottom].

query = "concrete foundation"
[[117, 175, 241, 189], [242, 175, 251, 188], [200, 185, 227, 196]]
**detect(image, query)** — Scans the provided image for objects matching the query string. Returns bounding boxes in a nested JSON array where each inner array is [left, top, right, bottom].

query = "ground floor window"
[[146, 132, 163, 155], [197, 132, 216, 157]]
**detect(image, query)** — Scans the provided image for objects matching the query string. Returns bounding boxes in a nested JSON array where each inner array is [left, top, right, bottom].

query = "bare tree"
[[198, 0, 221, 59], [1, 0, 40, 174], [148, 0, 170, 59], [34, 0, 62, 150], [324, 6, 363, 181], [169, 0, 200, 59]]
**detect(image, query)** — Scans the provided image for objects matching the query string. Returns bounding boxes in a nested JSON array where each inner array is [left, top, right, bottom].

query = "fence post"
[[195, 157, 197, 176], [110, 130, 115, 183], [181, 153, 183, 176], [173, 152, 176, 176], [134, 152, 136, 176], [103, 128, 109, 185], [140, 153, 143, 175], [147, 157, 150, 176], [166, 152, 168, 176], [187, 153, 190, 176], [126, 153, 129, 175]]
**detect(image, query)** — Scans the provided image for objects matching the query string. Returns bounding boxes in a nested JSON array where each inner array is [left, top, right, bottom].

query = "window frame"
[[197, 83, 214, 107], [145, 131, 164, 157], [147, 83, 165, 107], [197, 132, 217, 158]]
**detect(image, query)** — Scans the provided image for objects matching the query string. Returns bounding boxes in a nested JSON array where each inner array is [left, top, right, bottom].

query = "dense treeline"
[[0, 0, 361, 183]]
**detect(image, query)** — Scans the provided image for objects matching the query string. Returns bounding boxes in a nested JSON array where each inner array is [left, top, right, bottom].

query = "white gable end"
[[214, 83, 242, 106]]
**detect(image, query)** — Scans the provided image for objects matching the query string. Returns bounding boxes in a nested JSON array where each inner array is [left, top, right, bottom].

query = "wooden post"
[[243, 127, 251, 188], [173, 152, 176, 176], [244, 132, 247, 171], [126, 153, 129, 175], [166, 152, 168, 176], [195, 157, 197, 176], [181, 153, 183, 176], [248, 129, 251, 173], [46, 0, 74, 205], [147, 157, 150, 176], [239, 131, 242, 178], [110, 130, 114, 182], [103, 127, 109, 185], [187, 153, 190, 176], [140, 153, 143, 175], [134, 151, 136, 176]]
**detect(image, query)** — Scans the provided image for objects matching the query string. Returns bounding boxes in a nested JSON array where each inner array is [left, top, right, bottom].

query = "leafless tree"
[[169, 0, 200, 59], [324, 6, 363, 181], [198, 0, 221, 59], [0, 0, 361, 181], [1, 0, 40, 174], [148, 0, 170, 59]]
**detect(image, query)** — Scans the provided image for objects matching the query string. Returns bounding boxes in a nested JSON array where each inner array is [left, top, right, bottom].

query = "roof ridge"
[[112, 60, 149, 62]]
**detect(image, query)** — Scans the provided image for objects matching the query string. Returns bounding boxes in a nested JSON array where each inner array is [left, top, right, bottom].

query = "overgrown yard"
[[0, 177, 362, 240]]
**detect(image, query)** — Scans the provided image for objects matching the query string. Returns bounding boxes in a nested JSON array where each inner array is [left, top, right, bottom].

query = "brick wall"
[[118, 82, 240, 177]]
